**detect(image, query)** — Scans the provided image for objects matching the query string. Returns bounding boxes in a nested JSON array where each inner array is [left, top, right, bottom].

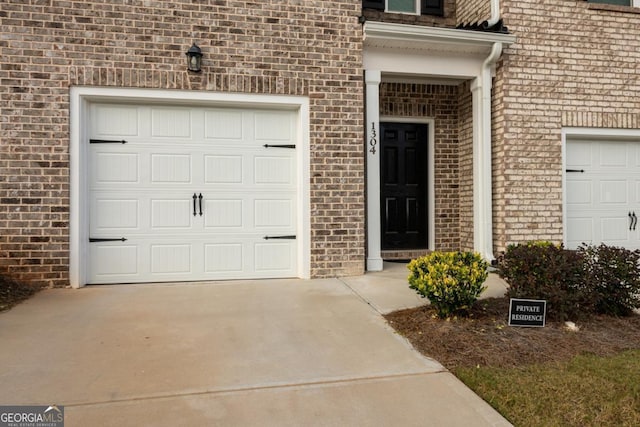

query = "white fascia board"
[[364, 21, 516, 49], [364, 46, 485, 79], [70, 86, 306, 109]]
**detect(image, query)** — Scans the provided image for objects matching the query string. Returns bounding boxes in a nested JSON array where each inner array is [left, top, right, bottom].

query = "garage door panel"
[[599, 180, 628, 204], [93, 152, 139, 184], [601, 216, 629, 243], [204, 244, 244, 273], [254, 156, 294, 185], [204, 110, 244, 141], [254, 199, 294, 228], [151, 199, 192, 229], [566, 141, 592, 168], [91, 245, 139, 276], [151, 154, 192, 183], [204, 155, 243, 184], [634, 181, 640, 201], [92, 199, 139, 232], [93, 105, 139, 136], [255, 242, 294, 272], [254, 112, 293, 142], [151, 108, 192, 138], [566, 180, 591, 205], [599, 142, 628, 168], [566, 217, 593, 246], [150, 244, 192, 274], [203, 199, 244, 228]]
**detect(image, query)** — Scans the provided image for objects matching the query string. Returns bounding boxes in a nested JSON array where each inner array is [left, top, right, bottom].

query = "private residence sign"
[[508, 299, 547, 327]]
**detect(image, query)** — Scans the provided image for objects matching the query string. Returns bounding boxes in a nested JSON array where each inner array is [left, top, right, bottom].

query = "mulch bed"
[[0, 275, 43, 312], [385, 297, 640, 370]]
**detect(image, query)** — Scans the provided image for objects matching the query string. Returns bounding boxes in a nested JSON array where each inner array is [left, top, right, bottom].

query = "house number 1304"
[[369, 122, 377, 155]]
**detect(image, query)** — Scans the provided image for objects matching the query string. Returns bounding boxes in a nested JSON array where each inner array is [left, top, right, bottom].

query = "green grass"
[[455, 350, 640, 427]]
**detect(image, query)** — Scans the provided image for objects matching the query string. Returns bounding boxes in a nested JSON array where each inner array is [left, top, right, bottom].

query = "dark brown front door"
[[380, 122, 428, 250]]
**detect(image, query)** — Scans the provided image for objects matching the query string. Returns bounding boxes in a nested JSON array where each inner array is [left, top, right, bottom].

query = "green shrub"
[[579, 244, 640, 316], [407, 251, 489, 318], [496, 242, 594, 321]]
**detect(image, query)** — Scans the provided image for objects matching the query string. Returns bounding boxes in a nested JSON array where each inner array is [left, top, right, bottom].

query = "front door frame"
[[380, 117, 435, 252], [70, 87, 311, 288]]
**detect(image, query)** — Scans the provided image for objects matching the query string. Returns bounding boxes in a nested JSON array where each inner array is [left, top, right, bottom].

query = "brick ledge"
[[381, 250, 431, 261]]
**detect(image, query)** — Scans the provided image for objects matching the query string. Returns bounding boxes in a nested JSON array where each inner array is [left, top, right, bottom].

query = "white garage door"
[[566, 139, 640, 250], [88, 103, 298, 284]]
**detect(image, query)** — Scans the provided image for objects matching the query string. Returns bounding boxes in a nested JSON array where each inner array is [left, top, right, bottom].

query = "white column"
[[365, 70, 383, 271], [480, 67, 495, 261], [471, 77, 484, 257]]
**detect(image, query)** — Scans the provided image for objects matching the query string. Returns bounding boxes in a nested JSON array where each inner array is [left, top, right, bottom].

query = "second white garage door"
[[88, 103, 298, 284], [566, 139, 640, 250]]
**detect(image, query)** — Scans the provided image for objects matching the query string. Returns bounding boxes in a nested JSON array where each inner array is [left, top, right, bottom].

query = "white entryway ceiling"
[[70, 88, 310, 288]]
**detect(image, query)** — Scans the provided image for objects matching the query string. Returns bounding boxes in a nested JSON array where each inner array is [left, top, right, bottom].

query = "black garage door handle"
[[192, 193, 197, 216]]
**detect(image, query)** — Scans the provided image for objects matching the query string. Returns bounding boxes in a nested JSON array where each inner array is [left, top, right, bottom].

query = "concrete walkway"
[[342, 261, 509, 314], [0, 264, 511, 426]]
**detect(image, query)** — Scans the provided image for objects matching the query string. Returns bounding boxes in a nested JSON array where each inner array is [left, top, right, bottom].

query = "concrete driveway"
[[0, 269, 510, 426]]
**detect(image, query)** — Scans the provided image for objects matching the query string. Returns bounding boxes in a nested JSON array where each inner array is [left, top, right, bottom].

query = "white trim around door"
[[70, 87, 311, 288]]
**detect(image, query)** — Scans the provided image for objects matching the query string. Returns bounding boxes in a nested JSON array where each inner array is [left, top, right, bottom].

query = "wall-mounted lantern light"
[[186, 43, 203, 73]]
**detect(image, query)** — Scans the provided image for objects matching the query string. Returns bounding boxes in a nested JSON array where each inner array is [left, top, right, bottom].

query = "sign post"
[[508, 299, 546, 327]]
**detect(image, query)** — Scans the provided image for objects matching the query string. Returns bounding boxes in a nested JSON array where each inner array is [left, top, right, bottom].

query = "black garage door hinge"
[[263, 235, 296, 240], [566, 169, 585, 173], [90, 139, 128, 144], [263, 144, 295, 149], [89, 237, 128, 242]]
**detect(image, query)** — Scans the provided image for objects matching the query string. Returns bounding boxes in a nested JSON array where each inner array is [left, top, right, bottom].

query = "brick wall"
[[379, 83, 462, 251], [362, 0, 457, 27], [492, 60, 508, 251], [494, 0, 640, 249], [456, 0, 491, 26], [0, 0, 364, 286], [458, 81, 474, 251]]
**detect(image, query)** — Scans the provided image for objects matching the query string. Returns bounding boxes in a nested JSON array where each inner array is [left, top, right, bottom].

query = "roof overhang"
[[364, 21, 516, 56], [363, 21, 516, 83]]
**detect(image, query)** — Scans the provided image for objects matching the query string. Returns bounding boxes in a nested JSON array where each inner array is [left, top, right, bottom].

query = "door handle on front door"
[[198, 193, 203, 216]]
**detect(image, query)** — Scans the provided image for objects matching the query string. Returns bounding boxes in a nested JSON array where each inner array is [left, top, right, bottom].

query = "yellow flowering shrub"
[[407, 251, 489, 318]]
